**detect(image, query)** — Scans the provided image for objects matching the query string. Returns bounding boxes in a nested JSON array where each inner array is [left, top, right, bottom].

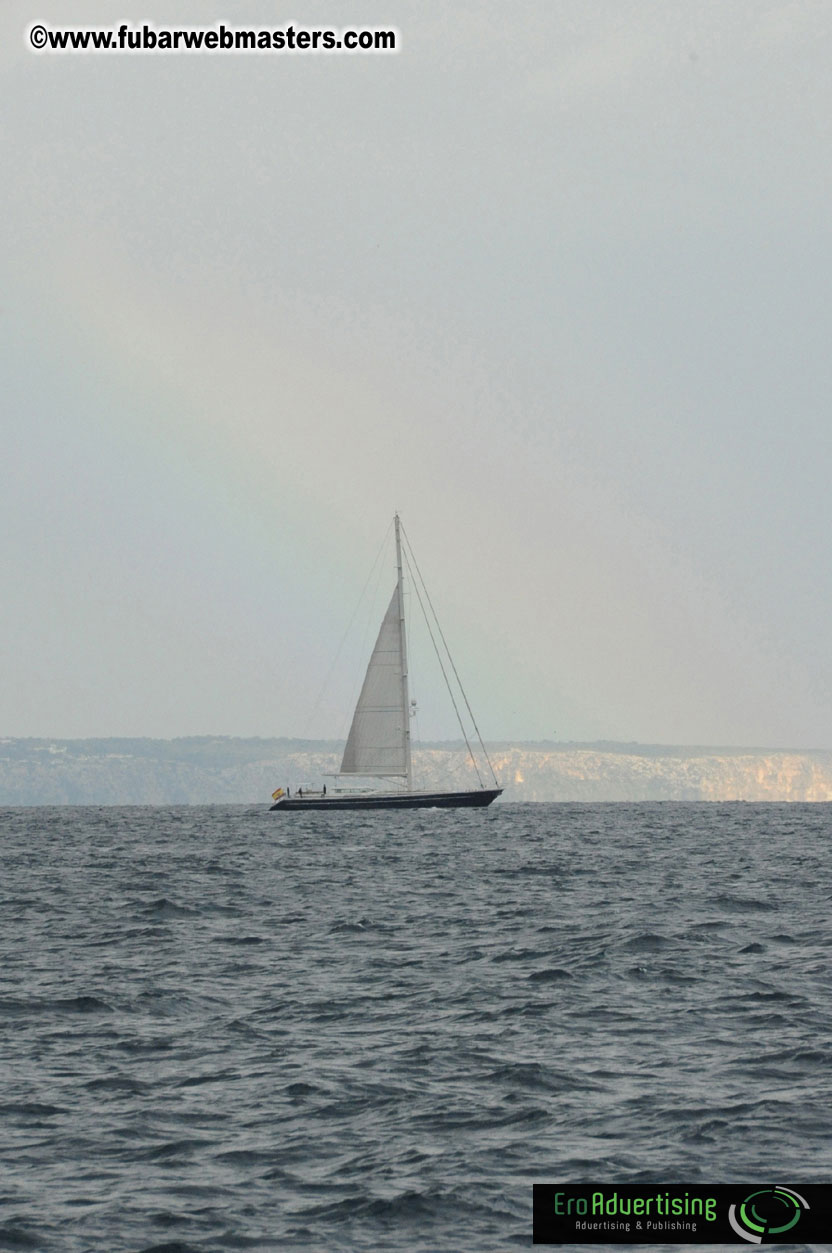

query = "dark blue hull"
[[270, 788, 502, 811]]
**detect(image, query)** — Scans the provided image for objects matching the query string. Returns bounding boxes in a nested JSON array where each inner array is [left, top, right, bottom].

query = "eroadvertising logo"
[[727, 1188, 807, 1243], [533, 1183, 831, 1244]]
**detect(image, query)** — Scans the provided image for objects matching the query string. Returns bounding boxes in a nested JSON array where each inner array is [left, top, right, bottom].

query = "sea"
[[1, 803, 831, 1252]]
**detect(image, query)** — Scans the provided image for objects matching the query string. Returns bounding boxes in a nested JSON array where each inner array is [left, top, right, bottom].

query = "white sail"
[[340, 586, 408, 777]]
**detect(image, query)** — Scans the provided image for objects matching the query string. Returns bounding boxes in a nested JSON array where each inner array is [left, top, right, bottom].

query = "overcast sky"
[[3, 0, 831, 747]]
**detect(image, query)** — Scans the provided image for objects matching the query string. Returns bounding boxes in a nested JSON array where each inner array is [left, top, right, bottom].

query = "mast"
[[394, 513, 413, 790]]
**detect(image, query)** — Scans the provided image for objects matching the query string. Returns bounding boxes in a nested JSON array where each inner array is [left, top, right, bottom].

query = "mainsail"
[[339, 586, 408, 778]]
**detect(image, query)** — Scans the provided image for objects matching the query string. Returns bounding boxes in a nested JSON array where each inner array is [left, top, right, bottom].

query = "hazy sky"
[[3, 0, 831, 747]]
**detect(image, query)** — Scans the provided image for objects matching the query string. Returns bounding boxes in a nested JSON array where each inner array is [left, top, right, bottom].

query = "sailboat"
[[270, 515, 502, 811]]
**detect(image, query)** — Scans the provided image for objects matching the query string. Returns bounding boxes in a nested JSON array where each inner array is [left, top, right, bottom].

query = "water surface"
[[1, 803, 830, 1250]]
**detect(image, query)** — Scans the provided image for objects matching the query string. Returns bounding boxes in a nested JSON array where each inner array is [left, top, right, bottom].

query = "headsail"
[[340, 586, 408, 777]]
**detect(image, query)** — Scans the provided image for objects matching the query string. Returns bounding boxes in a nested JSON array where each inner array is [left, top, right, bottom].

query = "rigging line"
[[404, 569, 420, 785], [301, 519, 393, 744], [402, 545, 484, 788], [400, 522, 500, 788]]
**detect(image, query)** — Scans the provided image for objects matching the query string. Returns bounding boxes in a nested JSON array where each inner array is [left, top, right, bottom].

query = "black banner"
[[533, 1183, 832, 1244]]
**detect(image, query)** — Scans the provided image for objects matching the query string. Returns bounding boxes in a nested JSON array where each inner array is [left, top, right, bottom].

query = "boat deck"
[[271, 788, 502, 811]]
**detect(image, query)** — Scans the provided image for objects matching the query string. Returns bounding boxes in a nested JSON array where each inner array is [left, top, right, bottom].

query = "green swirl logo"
[[728, 1188, 807, 1243]]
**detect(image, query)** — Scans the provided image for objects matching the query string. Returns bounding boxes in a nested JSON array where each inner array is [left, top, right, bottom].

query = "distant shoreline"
[[2, 737, 831, 804]]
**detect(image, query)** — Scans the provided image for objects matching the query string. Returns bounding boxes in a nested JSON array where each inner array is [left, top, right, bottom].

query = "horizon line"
[[2, 734, 831, 755]]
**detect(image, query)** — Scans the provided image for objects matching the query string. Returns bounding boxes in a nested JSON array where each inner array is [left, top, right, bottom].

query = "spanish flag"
[[271, 788, 284, 801]]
